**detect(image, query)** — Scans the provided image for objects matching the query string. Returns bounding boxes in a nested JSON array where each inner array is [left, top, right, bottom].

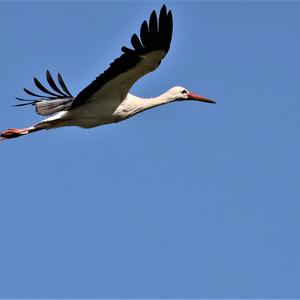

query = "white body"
[[34, 88, 186, 130]]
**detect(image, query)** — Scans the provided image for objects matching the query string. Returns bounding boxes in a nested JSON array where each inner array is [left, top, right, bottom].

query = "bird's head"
[[167, 86, 216, 104]]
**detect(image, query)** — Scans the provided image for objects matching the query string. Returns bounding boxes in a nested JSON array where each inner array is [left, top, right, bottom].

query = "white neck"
[[117, 92, 175, 119]]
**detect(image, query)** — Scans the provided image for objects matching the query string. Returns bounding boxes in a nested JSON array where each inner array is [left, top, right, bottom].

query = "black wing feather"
[[140, 21, 150, 48], [15, 71, 74, 115], [131, 34, 144, 52], [23, 88, 48, 98], [14, 102, 36, 107], [159, 5, 167, 31], [71, 5, 173, 109], [34, 77, 61, 97], [46, 70, 68, 97], [164, 11, 173, 49], [57, 73, 73, 97], [121, 46, 136, 55], [149, 9, 158, 40]]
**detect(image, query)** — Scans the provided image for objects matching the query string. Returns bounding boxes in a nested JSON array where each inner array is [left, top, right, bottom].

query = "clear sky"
[[0, 1, 299, 298]]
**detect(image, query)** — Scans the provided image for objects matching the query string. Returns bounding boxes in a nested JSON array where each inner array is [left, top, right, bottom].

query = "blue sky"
[[0, 1, 299, 298]]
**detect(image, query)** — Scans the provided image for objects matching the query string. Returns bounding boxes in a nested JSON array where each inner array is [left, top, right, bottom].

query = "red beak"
[[188, 92, 216, 104]]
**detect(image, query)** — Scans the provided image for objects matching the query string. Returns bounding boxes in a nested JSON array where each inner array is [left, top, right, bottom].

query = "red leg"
[[0, 127, 31, 140]]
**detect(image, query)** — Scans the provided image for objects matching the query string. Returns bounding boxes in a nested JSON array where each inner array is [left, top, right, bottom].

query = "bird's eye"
[[182, 89, 187, 94]]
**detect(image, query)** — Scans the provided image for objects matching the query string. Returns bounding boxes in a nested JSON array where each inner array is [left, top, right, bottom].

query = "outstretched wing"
[[71, 5, 173, 109], [15, 70, 74, 116]]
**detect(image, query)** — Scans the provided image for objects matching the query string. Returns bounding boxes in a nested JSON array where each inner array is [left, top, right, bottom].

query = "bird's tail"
[[0, 126, 42, 141]]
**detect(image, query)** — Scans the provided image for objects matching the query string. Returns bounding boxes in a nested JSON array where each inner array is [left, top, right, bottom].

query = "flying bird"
[[0, 5, 215, 141]]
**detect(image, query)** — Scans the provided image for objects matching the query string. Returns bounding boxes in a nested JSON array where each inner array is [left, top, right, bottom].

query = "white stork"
[[0, 5, 215, 141]]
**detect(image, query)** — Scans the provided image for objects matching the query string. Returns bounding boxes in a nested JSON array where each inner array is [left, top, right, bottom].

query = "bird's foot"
[[0, 128, 30, 140]]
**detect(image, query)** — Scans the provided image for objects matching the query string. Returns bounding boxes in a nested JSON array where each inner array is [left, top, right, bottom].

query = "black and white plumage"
[[15, 70, 74, 116], [0, 5, 215, 141]]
